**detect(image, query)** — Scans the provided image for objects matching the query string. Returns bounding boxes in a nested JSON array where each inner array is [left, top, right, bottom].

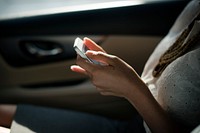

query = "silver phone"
[[73, 37, 100, 64]]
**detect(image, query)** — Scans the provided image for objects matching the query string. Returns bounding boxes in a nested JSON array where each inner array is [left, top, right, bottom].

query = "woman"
[[0, 0, 200, 133]]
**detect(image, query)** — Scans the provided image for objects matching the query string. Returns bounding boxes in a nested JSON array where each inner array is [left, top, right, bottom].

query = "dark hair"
[[153, 13, 200, 77]]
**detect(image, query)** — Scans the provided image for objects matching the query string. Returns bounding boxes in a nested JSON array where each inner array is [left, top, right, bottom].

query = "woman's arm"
[[71, 38, 180, 133]]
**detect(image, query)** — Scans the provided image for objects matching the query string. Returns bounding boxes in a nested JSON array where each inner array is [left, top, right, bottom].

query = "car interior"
[[0, 0, 190, 130]]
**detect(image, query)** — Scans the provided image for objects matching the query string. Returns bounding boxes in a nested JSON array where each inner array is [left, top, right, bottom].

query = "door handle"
[[24, 41, 63, 57]]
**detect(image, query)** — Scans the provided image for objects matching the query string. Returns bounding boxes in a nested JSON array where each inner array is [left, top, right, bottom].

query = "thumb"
[[86, 50, 116, 65]]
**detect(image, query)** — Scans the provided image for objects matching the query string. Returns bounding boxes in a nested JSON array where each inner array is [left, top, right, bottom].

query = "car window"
[[0, 0, 176, 20]]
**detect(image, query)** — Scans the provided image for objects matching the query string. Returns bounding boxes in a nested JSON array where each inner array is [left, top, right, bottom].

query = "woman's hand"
[[71, 37, 143, 98]]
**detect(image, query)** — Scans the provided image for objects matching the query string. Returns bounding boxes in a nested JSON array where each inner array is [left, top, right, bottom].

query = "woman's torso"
[[141, 0, 200, 130]]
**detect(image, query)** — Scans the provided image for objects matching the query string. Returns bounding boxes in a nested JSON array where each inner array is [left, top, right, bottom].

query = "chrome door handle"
[[24, 41, 63, 57]]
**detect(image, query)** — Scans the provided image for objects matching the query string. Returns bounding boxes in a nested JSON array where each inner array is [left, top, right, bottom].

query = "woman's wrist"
[[124, 77, 148, 101]]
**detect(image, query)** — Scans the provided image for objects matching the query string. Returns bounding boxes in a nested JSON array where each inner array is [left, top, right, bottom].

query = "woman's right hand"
[[71, 37, 145, 98]]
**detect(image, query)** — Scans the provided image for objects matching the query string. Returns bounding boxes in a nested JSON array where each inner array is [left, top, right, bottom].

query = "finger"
[[86, 51, 117, 66], [76, 55, 97, 73], [83, 37, 106, 53], [70, 65, 88, 75]]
